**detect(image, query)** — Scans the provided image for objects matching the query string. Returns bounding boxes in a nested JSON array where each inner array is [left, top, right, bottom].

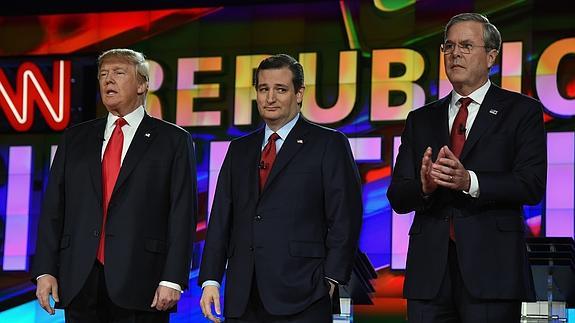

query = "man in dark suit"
[[198, 54, 363, 322], [387, 13, 546, 323], [32, 48, 197, 322]]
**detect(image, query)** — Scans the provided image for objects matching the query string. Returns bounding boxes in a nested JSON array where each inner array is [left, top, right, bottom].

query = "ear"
[[487, 49, 499, 69], [137, 82, 148, 95], [296, 86, 305, 104]]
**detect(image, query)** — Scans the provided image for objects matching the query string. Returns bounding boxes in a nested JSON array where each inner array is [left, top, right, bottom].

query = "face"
[[444, 21, 498, 95], [256, 68, 304, 131], [98, 57, 147, 116]]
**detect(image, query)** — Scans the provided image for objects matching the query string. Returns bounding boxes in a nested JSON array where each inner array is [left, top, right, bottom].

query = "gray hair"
[[97, 48, 149, 84], [444, 13, 501, 52]]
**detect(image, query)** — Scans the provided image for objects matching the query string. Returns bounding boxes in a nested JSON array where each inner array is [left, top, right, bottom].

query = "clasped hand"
[[420, 145, 470, 194]]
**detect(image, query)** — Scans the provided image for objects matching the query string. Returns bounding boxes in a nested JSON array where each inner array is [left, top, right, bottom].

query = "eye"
[[444, 42, 455, 50], [258, 87, 268, 93], [277, 88, 287, 93], [463, 43, 473, 51]]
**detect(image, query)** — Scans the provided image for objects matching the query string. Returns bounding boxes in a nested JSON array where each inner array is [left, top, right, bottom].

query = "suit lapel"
[[88, 118, 107, 207], [112, 114, 157, 197], [261, 117, 310, 192], [433, 95, 451, 150], [251, 128, 265, 199], [460, 85, 503, 160]]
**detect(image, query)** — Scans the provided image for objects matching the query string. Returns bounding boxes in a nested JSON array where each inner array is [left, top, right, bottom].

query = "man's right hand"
[[200, 285, 222, 322], [420, 147, 438, 194], [36, 274, 59, 315]]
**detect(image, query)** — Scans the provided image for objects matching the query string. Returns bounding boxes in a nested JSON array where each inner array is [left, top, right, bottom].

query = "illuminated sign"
[[149, 38, 575, 127], [0, 60, 71, 132]]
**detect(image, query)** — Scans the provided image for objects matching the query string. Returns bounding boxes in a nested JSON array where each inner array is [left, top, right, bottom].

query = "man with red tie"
[[387, 13, 547, 323], [198, 54, 363, 322], [32, 48, 197, 322]]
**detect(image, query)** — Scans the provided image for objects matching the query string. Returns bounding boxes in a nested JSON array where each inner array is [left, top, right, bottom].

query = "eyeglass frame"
[[440, 41, 494, 54]]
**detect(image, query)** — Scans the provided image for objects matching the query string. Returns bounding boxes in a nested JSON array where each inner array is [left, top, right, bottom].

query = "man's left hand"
[[431, 146, 471, 191], [150, 285, 181, 311]]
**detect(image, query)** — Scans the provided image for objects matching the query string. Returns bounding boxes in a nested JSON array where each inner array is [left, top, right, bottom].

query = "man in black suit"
[[198, 54, 363, 322], [32, 48, 197, 322], [387, 13, 547, 323]]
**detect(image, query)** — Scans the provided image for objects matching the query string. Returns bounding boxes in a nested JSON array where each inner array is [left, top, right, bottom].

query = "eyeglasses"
[[441, 42, 489, 54]]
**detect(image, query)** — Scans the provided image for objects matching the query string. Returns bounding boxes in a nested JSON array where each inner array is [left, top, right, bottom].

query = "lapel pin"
[[489, 109, 498, 115], [145, 133, 151, 137], [297, 139, 303, 144]]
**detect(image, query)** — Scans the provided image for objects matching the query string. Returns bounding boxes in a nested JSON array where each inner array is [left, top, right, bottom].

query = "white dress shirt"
[[448, 79, 492, 198]]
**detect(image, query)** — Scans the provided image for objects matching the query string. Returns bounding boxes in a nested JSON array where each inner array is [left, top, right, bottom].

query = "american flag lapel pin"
[[297, 139, 303, 144], [145, 133, 151, 137], [489, 109, 498, 115]]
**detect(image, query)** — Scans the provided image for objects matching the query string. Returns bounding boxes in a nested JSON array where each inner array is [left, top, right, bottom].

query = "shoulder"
[[408, 96, 449, 119], [299, 119, 352, 149], [149, 116, 192, 139], [65, 118, 104, 133], [302, 118, 344, 137], [489, 85, 543, 115]]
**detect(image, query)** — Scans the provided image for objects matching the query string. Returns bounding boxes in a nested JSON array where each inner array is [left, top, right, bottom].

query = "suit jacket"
[[31, 113, 197, 311], [387, 84, 546, 301], [198, 117, 363, 317]]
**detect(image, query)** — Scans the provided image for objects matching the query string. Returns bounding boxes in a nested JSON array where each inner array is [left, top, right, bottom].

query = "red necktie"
[[449, 97, 471, 241], [97, 117, 127, 264], [450, 97, 471, 158], [259, 133, 280, 191]]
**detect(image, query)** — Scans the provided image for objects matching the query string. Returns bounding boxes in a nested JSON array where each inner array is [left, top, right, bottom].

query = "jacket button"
[[93, 230, 99, 237], [254, 215, 262, 221], [249, 246, 254, 251], [443, 216, 449, 222]]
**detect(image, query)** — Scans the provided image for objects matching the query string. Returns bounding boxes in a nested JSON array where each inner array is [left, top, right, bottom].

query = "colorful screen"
[[1, 1, 574, 321]]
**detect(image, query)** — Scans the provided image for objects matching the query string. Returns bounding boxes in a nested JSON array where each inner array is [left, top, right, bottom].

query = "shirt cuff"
[[36, 274, 49, 280], [463, 170, 480, 198], [159, 281, 183, 293], [202, 280, 221, 289]]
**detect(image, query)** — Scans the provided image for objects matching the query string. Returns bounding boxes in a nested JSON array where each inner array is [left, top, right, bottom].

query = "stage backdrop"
[[0, 0, 574, 321]]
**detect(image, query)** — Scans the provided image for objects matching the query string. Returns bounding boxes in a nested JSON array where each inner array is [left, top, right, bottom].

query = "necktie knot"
[[268, 132, 280, 143], [115, 117, 127, 128], [458, 97, 472, 110]]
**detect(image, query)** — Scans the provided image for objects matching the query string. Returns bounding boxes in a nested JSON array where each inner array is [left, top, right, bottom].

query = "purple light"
[[545, 132, 574, 238], [391, 136, 413, 269], [3, 146, 32, 271], [348, 137, 382, 161]]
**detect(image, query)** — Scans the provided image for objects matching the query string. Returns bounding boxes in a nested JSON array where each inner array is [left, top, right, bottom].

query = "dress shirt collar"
[[450, 79, 491, 108], [105, 105, 145, 130], [263, 113, 300, 145]]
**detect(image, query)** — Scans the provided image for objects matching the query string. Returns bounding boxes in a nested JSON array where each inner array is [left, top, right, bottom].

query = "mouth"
[[450, 64, 465, 70], [105, 89, 118, 96]]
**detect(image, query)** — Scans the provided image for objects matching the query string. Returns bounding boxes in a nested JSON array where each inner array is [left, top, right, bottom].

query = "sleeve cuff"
[[202, 280, 221, 289], [463, 170, 480, 198], [159, 281, 183, 293]]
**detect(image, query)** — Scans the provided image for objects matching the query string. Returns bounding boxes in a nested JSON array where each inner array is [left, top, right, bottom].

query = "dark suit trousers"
[[226, 274, 332, 323], [407, 241, 521, 323], [65, 262, 169, 323]]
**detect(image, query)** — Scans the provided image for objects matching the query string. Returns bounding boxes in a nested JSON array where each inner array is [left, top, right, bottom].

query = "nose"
[[451, 44, 463, 56], [101, 72, 115, 84], [266, 90, 276, 103]]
